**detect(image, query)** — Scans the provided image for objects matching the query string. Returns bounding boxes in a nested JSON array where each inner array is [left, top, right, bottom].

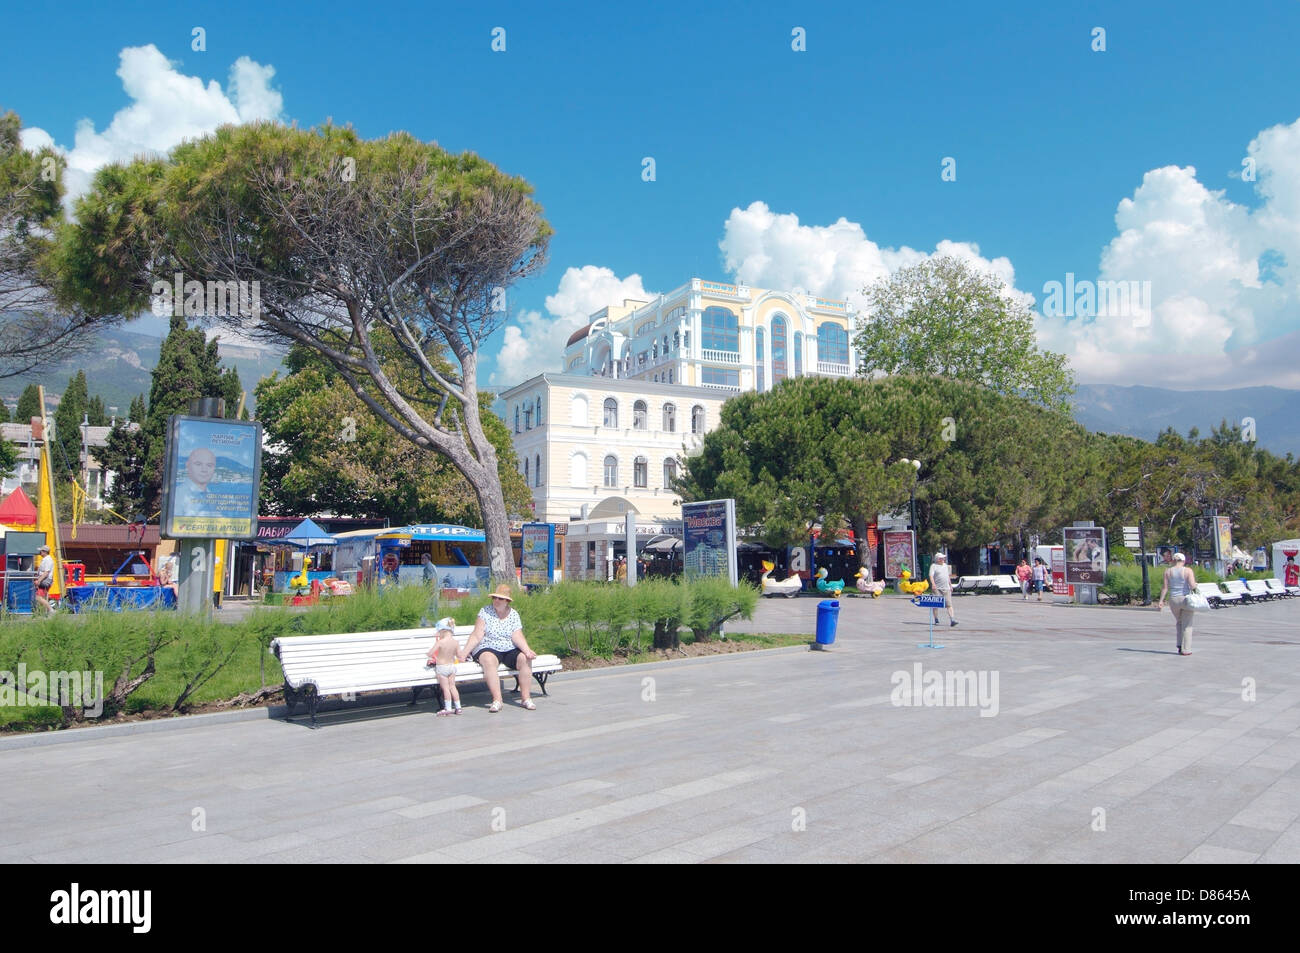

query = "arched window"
[[701, 306, 739, 352], [571, 394, 588, 426], [771, 315, 788, 383], [603, 455, 618, 488], [663, 402, 676, 432], [794, 331, 803, 376], [535, 397, 544, 426], [571, 452, 587, 487], [514, 405, 520, 433], [663, 458, 678, 488], [633, 456, 648, 488], [755, 327, 766, 393], [523, 458, 529, 483], [535, 454, 542, 487], [691, 405, 705, 434], [633, 400, 647, 430], [524, 405, 533, 430], [603, 398, 618, 428]]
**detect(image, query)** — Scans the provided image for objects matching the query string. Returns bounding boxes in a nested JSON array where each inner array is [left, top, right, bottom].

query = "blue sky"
[[5, 0, 1300, 389]]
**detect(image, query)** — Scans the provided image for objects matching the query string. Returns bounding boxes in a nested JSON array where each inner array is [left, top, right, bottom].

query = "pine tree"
[[86, 394, 109, 426], [128, 394, 146, 423], [53, 370, 88, 479], [15, 383, 40, 423], [0, 401, 9, 423]]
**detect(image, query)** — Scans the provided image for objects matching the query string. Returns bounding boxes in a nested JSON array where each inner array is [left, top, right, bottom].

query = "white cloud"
[[718, 201, 1030, 311], [492, 266, 655, 383], [19, 44, 283, 204]]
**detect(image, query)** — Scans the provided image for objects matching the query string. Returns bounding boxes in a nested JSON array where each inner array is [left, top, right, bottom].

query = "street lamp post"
[[897, 458, 922, 573]]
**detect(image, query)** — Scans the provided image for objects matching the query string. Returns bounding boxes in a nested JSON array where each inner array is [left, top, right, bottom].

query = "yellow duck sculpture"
[[289, 555, 313, 591], [814, 566, 845, 597], [899, 569, 929, 595], [760, 560, 803, 598], [855, 568, 885, 598]]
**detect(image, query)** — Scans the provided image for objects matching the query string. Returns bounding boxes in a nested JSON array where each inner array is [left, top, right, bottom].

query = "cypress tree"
[[15, 383, 40, 423], [53, 370, 88, 478]]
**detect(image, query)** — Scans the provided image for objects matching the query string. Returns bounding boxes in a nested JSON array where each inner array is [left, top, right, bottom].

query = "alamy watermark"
[[151, 272, 261, 319], [0, 664, 104, 717], [890, 663, 999, 717], [1041, 273, 1151, 324]]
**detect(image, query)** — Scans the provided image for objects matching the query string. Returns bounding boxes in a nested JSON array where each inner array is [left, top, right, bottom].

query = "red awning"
[[0, 487, 38, 527]]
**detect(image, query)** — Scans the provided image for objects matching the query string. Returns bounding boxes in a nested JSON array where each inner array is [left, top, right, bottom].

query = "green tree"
[[86, 394, 109, 427], [0, 401, 8, 423], [127, 394, 146, 423], [0, 428, 16, 480], [15, 383, 40, 423], [56, 121, 549, 581], [255, 343, 531, 524], [0, 111, 112, 379], [53, 370, 89, 479], [855, 256, 1075, 412]]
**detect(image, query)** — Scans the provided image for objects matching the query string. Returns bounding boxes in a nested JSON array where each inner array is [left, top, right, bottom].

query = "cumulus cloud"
[[19, 44, 284, 204], [492, 266, 656, 383], [718, 201, 1030, 311]]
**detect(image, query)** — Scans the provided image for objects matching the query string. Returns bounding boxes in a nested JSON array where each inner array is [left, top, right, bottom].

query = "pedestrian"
[[1015, 559, 1032, 600], [927, 552, 957, 627], [421, 553, 435, 586], [33, 544, 55, 613], [1156, 552, 1197, 656], [1031, 557, 1047, 601]]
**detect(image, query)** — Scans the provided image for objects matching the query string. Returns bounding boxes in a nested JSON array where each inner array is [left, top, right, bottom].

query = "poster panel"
[[883, 530, 916, 580], [1063, 526, 1107, 585], [1214, 516, 1233, 562], [521, 523, 556, 586], [161, 416, 262, 539], [682, 499, 737, 585]]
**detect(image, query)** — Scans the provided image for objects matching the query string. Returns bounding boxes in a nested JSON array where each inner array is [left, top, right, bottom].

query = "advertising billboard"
[[883, 530, 916, 580], [1063, 526, 1107, 585], [160, 415, 262, 540], [521, 523, 556, 586], [1214, 515, 1233, 561], [681, 499, 737, 585]]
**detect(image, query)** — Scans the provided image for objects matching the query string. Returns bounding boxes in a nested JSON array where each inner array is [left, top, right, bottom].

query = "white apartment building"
[[500, 278, 859, 524]]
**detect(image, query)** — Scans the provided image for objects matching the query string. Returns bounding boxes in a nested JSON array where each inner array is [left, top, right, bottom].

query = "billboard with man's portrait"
[[160, 415, 262, 539]]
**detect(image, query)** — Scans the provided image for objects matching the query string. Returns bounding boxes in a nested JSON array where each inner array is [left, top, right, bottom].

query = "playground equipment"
[[855, 568, 885, 598], [899, 569, 929, 595], [760, 559, 802, 597], [814, 566, 845, 597]]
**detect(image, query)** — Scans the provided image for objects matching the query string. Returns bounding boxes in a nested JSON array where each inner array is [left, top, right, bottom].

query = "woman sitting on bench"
[[461, 584, 540, 712]]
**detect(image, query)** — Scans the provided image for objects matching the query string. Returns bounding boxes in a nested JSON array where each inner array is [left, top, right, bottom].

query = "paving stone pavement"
[[2, 593, 1298, 863]]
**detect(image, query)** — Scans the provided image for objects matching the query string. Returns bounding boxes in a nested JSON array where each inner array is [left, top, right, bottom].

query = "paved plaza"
[[2, 593, 1299, 863]]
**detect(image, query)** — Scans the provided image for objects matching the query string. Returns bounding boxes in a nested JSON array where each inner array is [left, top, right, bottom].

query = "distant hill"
[[0, 326, 285, 419], [1070, 384, 1300, 458]]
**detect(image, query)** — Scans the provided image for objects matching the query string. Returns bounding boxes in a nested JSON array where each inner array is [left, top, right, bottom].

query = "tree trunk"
[[473, 462, 515, 584], [653, 619, 680, 650]]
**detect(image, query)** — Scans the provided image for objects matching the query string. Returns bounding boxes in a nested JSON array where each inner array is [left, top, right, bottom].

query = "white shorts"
[[434, 664, 457, 678]]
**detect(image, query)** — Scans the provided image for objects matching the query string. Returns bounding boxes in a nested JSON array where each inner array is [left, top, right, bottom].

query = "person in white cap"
[[927, 552, 957, 627], [1156, 552, 1197, 655], [425, 617, 463, 715], [34, 544, 56, 613]]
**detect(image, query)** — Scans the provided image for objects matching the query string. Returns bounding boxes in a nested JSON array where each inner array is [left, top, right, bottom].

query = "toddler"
[[425, 617, 462, 715]]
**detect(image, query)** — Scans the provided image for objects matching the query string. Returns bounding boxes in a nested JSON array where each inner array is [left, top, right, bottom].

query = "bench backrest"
[[1264, 579, 1286, 592], [1195, 583, 1224, 598], [1224, 580, 1252, 595], [1245, 580, 1271, 596]]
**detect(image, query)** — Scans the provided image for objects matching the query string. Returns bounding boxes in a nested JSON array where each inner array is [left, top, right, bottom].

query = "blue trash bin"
[[815, 599, 840, 645], [6, 577, 34, 614]]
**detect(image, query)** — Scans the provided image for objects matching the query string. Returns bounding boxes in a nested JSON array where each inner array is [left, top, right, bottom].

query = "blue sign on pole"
[[912, 594, 946, 649]]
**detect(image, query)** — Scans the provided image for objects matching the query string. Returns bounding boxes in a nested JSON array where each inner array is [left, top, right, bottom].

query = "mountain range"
[[4, 327, 1298, 458]]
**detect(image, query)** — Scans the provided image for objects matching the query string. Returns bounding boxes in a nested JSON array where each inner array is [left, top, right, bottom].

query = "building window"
[[772, 315, 788, 383], [603, 398, 618, 428], [755, 327, 765, 393], [691, 406, 705, 434], [633, 400, 647, 430], [535, 454, 542, 487], [514, 405, 520, 433], [701, 306, 739, 352], [633, 456, 648, 488], [794, 331, 803, 376], [667, 369, 673, 384], [673, 331, 680, 350], [817, 323, 849, 365], [524, 406, 533, 430], [604, 455, 618, 487], [701, 366, 739, 387], [535, 397, 544, 425], [587, 542, 596, 570], [663, 403, 676, 432], [571, 394, 588, 426], [571, 452, 587, 487], [523, 458, 529, 483], [663, 458, 678, 488]]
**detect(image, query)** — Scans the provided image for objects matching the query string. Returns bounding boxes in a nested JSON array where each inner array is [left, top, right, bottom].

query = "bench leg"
[[534, 672, 550, 696], [408, 685, 424, 707], [283, 683, 298, 718], [306, 685, 320, 729]]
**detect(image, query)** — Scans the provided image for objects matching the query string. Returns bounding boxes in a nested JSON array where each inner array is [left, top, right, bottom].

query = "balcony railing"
[[701, 349, 741, 364], [817, 361, 852, 376]]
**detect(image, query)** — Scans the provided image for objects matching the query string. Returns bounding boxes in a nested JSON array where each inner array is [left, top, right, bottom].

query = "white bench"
[[1245, 580, 1275, 601], [1223, 579, 1257, 603], [1264, 578, 1296, 599], [271, 625, 563, 726], [953, 574, 1021, 595], [1194, 582, 1234, 608]]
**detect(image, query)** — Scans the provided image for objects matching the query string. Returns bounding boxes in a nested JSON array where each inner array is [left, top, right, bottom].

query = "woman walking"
[[1157, 552, 1197, 656]]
